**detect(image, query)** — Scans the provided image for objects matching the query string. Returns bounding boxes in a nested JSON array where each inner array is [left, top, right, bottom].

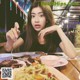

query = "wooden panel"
[[60, 60, 80, 80]]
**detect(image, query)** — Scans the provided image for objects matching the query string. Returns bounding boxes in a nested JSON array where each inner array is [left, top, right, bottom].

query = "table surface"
[[60, 59, 80, 80]]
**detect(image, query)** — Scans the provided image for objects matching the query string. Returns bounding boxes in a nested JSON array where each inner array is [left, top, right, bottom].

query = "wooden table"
[[59, 59, 80, 80]]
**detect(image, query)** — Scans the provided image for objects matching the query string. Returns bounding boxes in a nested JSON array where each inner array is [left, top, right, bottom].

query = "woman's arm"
[[4, 37, 24, 52], [38, 25, 77, 58], [4, 22, 24, 52], [57, 27, 77, 58]]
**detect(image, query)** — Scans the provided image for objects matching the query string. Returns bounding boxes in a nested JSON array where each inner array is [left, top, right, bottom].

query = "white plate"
[[12, 52, 36, 57], [52, 58, 68, 67], [0, 54, 12, 63], [12, 52, 42, 59], [40, 55, 68, 67]]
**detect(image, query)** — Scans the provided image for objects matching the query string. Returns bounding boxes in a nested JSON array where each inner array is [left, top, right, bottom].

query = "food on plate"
[[13, 54, 39, 66], [12, 64, 58, 80], [11, 63, 23, 68], [0, 59, 23, 68]]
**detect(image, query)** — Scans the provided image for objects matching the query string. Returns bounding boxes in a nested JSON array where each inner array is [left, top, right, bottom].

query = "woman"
[[5, 1, 76, 58]]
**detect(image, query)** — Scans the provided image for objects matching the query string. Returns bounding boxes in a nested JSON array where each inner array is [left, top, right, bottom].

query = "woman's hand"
[[38, 25, 58, 44], [5, 22, 20, 51]]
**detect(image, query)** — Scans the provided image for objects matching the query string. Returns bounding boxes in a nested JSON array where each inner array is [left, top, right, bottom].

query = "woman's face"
[[31, 7, 46, 31]]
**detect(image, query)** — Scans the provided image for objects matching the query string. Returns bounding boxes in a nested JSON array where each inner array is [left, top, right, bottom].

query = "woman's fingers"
[[5, 22, 20, 51], [14, 22, 20, 35], [6, 22, 20, 41], [13, 22, 20, 38], [38, 30, 45, 39], [6, 29, 16, 41], [14, 22, 19, 30], [38, 30, 45, 44], [6, 31, 14, 41], [11, 28, 18, 38]]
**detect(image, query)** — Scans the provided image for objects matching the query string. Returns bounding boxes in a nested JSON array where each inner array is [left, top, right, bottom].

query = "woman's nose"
[[35, 16, 39, 22]]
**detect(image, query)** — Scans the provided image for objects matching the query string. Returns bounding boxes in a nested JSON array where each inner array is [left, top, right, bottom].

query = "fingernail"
[[14, 22, 19, 29]]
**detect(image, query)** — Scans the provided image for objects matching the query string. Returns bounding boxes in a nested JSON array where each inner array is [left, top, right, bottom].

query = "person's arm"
[[57, 27, 77, 58], [4, 37, 24, 52], [38, 25, 77, 58], [4, 22, 24, 52]]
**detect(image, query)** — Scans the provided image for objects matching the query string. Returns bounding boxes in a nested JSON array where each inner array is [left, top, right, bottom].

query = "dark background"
[[0, 0, 25, 42], [0, 0, 24, 32]]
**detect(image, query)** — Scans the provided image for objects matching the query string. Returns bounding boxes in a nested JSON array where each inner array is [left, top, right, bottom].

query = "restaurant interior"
[[0, 0, 80, 48], [0, 0, 80, 80]]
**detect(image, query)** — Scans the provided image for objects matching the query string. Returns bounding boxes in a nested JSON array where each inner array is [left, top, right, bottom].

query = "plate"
[[52, 58, 68, 67], [40, 55, 68, 67], [12, 52, 43, 59], [0, 54, 12, 63], [12, 52, 36, 57]]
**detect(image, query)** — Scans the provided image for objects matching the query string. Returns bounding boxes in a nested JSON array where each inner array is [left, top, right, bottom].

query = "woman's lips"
[[35, 24, 41, 28]]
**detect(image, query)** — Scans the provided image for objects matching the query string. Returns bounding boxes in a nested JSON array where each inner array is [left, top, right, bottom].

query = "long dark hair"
[[23, 1, 55, 51]]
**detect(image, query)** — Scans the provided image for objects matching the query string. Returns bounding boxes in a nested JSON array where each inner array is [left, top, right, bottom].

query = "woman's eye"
[[40, 14, 44, 17], [31, 15, 35, 18]]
